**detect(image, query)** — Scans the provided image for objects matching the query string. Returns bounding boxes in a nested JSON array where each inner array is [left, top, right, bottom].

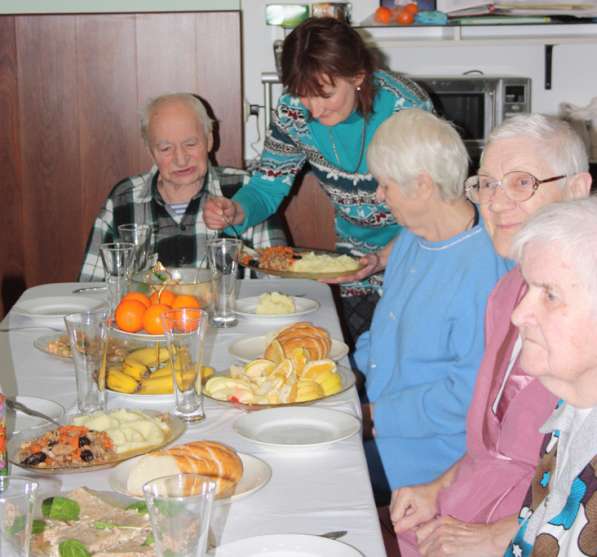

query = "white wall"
[[240, 0, 597, 161]]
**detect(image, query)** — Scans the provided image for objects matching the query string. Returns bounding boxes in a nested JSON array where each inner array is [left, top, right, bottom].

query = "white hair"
[[140, 93, 213, 144], [511, 196, 597, 301], [483, 113, 589, 177], [367, 108, 469, 201]]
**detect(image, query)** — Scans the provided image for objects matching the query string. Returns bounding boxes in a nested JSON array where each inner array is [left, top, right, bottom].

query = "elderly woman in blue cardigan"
[[355, 108, 511, 503]]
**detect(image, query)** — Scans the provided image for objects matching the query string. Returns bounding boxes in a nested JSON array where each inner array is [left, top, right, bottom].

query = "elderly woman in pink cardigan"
[[390, 113, 592, 556]]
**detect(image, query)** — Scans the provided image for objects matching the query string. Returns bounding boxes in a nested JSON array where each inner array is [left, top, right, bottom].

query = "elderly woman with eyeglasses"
[[503, 197, 597, 557], [390, 113, 592, 557]]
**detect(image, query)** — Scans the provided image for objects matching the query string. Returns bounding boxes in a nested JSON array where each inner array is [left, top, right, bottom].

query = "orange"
[[149, 289, 176, 307], [115, 299, 146, 333], [142, 303, 170, 335], [374, 6, 393, 24], [172, 294, 201, 309], [172, 307, 203, 333], [403, 2, 419, 16], [122, 291, 151, 309], [396, 8, 415, 25]]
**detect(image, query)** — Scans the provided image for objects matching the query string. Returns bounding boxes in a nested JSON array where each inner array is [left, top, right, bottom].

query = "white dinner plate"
[[234, 296, 320, 318], [12, 296, 104, 318], [5, 396, 65, 435], [109, 452, 272, 502], [211, 534, 362, 556], [229, 336, 349, 363], [233, 407, 360, 448]]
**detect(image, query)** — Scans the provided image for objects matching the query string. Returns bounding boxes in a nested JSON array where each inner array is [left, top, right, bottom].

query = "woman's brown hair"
[[281, 17, 377, 118]]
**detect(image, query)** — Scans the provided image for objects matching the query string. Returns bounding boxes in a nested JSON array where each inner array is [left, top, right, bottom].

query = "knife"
[[319, 530, 347, 540]]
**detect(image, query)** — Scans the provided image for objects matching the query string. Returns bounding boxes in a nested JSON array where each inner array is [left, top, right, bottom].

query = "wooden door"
[[0, 11, 242, 316]]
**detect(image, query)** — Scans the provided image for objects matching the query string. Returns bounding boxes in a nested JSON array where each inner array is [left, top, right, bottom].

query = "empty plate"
[[211, 534, 362, 556], [12, 296, 103, 318], [233, 407, 360, 448]]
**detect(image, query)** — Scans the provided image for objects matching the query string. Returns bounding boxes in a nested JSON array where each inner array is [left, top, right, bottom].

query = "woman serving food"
[[203, 16, 432, 345]]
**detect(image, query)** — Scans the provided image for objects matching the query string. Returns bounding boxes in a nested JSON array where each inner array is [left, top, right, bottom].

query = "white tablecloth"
[[0, 279, 386, 556]]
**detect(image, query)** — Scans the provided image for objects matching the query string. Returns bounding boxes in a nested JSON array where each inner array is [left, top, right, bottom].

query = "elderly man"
[[79, 93, 285, 281], [390, 113, 592, 557], [504, 197, 597, 556]]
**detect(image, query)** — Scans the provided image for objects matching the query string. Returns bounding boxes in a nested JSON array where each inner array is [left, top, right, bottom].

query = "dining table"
[[0, 278, 387, 556]]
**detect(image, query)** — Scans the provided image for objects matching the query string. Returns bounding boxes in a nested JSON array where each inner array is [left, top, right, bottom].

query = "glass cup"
[[64, 306, 110, 413], [118, 224, 152, 274], [161, 308, 208, 423], [206, 238, 241, 328], [143, 474, 216, 557], [0, 476, 39, 557], [99, 242, 134, 312]]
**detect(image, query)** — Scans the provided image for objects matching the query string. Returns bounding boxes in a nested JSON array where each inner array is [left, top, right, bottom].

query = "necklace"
[[464, 201, 479, 230], [328, 118, 367, 174]]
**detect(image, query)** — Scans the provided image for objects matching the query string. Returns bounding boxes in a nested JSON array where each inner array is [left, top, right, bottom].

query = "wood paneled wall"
[[0, 12, 243, 315]]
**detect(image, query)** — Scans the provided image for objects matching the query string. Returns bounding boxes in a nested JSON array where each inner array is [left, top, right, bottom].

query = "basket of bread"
[[205, 322, 355, 408]]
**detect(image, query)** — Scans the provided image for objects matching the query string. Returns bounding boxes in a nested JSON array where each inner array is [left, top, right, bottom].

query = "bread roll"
[[126, 440, 243, 497], [270, 322, 331, 360]]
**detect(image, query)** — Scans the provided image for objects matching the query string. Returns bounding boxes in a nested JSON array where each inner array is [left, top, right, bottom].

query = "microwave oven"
[[409, 75, 532, 161]]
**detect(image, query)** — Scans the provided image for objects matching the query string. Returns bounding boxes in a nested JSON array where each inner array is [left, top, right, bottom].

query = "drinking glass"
[[0, 476, 38, 557], [64, 306, 110, 413], [143, 474, 216, 557], [161, 308, 208, 422], [118, 224, 152, 273], [206, 238, 241, 328], [99, 242, 134, 312]]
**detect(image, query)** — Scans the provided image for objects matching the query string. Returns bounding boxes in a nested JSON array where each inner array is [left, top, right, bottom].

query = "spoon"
[[319, 530, 347, 540], [6, 398, 62, 427]]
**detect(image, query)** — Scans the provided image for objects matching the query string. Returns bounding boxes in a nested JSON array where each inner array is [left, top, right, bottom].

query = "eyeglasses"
[[465, 171, 567, 204]]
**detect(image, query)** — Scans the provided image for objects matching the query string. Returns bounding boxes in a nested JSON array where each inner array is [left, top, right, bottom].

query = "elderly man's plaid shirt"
[[79, 165, 286, 281]]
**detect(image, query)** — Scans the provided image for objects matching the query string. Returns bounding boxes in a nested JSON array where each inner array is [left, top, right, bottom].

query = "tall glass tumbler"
[[64, 306, 110, 413], [206, 238, 241, 328], [161, 308, 208, 422], [143, 474, 216, 557], [118, 224, 152, 273], [0, 476, 39, 557], [99, 242, 134, 312]]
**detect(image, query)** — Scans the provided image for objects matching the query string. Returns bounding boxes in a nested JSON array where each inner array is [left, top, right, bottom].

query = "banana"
[[138, 371, 198, 394], [139, 374, 174, 395], [121, 360, 149, 382], [148, 366, 175, 379], [107, 368, 140, 394], [150, 365, 215, 381], [124, 345, 171, 368]]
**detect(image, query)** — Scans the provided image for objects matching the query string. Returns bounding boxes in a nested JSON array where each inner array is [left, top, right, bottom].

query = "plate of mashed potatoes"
[[235, 292, 320, 318], [242, 247, 364, 279]]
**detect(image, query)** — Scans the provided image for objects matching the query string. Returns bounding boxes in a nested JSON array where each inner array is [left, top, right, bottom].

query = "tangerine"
[[115, 299, 146, 333], [396, 8, 415, 25], [172, 294, 201, 309], [403, 2, 419, 16], [122, 291, 151, 308], [149, 289, 176, 307], [143, 303, 170, 335], [374, 6, 393, 24], [173, 307, 203, 333]]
